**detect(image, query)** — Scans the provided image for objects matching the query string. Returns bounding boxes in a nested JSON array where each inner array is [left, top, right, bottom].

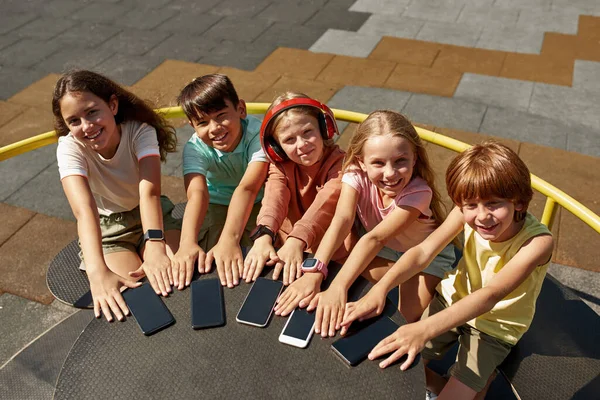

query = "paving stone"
[[384, 64, 462, 97], [113, 7, 178, 30], [493, 0, 552, 11], [207, 0, 271, 18], [0, 33, 20, 52], [432, 46, 506, 76], [0, 203, 35, 247], [254, 76, 342, 104], [0, 66, 51, 101], [199, 40, 278, 71], [402, 94, 487, 133], [131, 60, 220, 108], [95, 53, 165, 86], [416, 22, 483, 47], [146, 34, 219, 63], [529, 83, 600, 139], [7, 74, 60, 109], [552, 0, 600, 14], [216, 67, 280, 102], [349, 0, 411, 15], [155, 10, 222, 35], [572, 60, 600, 93], [516, 9, 580, 35], [254, 47, 334, 80], [0, 144, 56, 201], [70, 2, 135, 23], [357, 14, 425, 39], [51, 23, 121, 50], [501, 53, 574, 86], [0, 106, 54, 148], [577, 15, 600, 40], [0, 0, 46, 15], [476, 26, 544, 53], [403, 0, 467, 23], [368, 37, 441, 67], [0, 39, 63, 68], [566, 126, 600, 158], [310, 29, 382, 57], [161, 126, 192, 177], [254, 22, 326, 50], [0, 214, 77, 304], [0, 12, 37, 35], [161, 175, 187, 205], [0, 295, 76, 366], [327, 86, 412, 114], [316, 56, 396, 87], [165, 0, 220, 12], [456, 4, 519, 29], [454, 74, 534, 112], [479, 106, 568, 150], [304, 3, 371, 31], [540, 32, 600, 63], [33, 46, 116, 76], [13, 17, 78, 40], [548, 263, 600, 313], [99, 29, 171, 56], [0, 101, 26, 129], [202, 16, 273, 43], [256, 1, 321, 24], [40, 0, 91, 17]]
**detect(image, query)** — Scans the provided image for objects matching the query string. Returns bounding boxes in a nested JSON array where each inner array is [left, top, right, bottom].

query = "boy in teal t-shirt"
[[172, 74, 268, 289]]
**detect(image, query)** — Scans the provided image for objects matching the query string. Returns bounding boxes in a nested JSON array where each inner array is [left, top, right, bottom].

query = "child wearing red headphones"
[[243, 92, 354, 289]]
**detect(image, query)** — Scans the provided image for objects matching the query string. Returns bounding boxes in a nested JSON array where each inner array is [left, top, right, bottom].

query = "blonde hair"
[[446, 141, 533, 221], [344, 110, 447, 226]]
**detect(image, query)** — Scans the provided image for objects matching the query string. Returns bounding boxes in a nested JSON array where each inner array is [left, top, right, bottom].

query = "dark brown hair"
[[52, 70, 177, 161], [176, 74, 240, 123]]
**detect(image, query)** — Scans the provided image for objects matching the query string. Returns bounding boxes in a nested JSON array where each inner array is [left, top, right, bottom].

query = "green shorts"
[[421, 294, 513, 392], [197, 201, 261, 251], [79, 196, 182, 264]]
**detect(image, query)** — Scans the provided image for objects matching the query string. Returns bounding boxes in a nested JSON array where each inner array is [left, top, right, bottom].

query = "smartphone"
[[191, 278, 225, 329], [236, 277, 283, 327], [331, 316, 399, 366], [122, 283, 175, 336], [278, 307, 315, 348]]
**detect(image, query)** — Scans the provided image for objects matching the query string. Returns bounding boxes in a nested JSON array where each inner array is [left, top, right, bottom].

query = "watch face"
[[302, 258, 318, 268], [146, 229, 164, 240]]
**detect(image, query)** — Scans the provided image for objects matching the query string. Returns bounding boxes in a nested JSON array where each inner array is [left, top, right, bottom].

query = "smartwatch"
[[143, 229, 164, 242], [250, 224, 276, 243], [301, 258, 328, 280]]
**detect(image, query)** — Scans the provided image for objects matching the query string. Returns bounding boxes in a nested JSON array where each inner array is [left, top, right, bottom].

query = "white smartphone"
[[278, 307, 315, 348], [236, 277, 283, 327]]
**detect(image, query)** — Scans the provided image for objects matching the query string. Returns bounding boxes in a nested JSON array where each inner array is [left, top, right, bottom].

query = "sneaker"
[[426, 390, 438, 400]]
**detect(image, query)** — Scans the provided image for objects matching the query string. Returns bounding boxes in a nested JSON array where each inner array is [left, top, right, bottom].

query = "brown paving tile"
[[131, 60, 220, 108], [555, 211, 600, 272], [161, 175, 187, 205], [316, 56, 396, 87], [0, 101, 27, 129], [0, 214, 77, 304], [0, 203, 36, 246], [384, 64, 462, 97], [500, 53, 574, 86], [432, 45, 507, 76], [336, 123, 357, 152], [254, 76, 342, 103], [368, 37, 441, 67], [577, 15, 600, 40], [7, 74, 60, 108], [216, 67, 280, 102], [540, 32, 600, 62], [0, 107, 54, 147], [254, 48, 334, 80]]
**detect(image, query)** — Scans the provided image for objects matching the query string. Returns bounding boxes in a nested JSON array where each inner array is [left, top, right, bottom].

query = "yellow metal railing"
[[1, 104, 599, 235]]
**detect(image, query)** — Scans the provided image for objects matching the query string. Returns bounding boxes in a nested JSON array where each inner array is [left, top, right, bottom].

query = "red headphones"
[[260, 98, 339, 163]]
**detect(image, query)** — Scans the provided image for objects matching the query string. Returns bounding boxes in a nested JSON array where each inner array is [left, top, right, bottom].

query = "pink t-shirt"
[[342, 169, 437, 252]]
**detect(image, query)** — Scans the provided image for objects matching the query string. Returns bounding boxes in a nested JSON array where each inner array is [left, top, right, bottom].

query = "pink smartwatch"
[[301, 258, 328, 280]]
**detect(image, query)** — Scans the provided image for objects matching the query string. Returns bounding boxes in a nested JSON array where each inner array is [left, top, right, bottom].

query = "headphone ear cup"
[[323, 113, 338, 140], [317, 113, 328, 140], [267, 136, 287, 162]]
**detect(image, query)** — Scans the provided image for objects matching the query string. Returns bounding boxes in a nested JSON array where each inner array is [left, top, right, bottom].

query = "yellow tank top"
[[438, 213, 551, 345]]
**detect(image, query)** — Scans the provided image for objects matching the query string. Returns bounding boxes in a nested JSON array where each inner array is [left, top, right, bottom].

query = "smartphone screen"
[[191, 278, 225, 329], [331, 316, 399, 366], [236, 277, 283, 327], [122, 283, 175, 336], [279, 307, 315, 348]]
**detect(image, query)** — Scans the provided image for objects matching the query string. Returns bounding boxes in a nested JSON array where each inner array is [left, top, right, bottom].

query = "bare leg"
[[164, 229, 181, 258], [103, 250, 142, 282], [424, 363, 449, 395], [361, 256, 395, 283], [473, 371, 496, 400], [438, 377, 478, 400], [399, 273, 441, 323]]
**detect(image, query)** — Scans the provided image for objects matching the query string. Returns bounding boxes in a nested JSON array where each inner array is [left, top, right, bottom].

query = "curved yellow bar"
[[1, 104, 599, 234]]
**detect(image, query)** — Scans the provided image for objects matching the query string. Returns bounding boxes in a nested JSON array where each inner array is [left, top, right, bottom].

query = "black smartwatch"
[[143, 229, 164, 242], [250, 225, 276, 243]]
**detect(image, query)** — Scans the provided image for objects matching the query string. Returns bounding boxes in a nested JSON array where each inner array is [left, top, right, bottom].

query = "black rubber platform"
[[54, 269, 424, 399], [0, 310, 93, 400]]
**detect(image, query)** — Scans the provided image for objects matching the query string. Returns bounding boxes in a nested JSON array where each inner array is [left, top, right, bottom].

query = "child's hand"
[[130, 242, 173, 296], [368, 321, 427, 371], [273, 237, 305, 285], [88, 267, 141, 322], [243, 236, 279, 283], [171, 242, 206, 290], [309, 284, 346, 338], [206, 239, 243, 288], [340, 286, 387, 335], [274, 272, 324, 316]]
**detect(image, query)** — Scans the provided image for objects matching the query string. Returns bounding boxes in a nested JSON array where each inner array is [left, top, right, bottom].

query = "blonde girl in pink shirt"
[[276, 110, 456, 335]]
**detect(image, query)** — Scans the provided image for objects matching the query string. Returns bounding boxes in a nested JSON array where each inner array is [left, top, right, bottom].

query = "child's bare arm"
[[207, 161, 269, 287]]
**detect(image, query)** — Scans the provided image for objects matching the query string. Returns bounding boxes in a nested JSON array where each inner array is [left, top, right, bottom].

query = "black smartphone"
[[122, 283, 175, 336], [331, 316, 399, 366], [278, 307, 316, 348], [236, 277, 283, 327], [191, 278, 225, 329]]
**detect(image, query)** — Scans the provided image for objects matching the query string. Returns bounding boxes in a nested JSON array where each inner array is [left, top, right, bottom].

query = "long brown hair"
[[52, 70, 177, 161], [344, 110, 447, 226]]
